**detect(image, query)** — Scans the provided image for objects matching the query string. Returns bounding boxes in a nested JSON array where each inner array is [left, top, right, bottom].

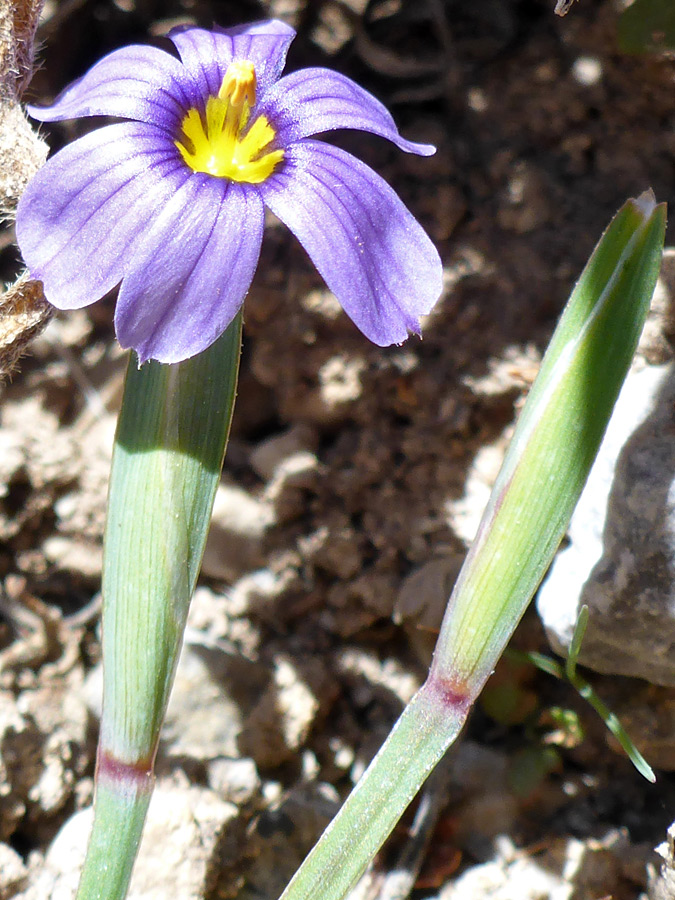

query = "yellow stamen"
[[219, 59, 257, 108], [175, 60, 284, 184]]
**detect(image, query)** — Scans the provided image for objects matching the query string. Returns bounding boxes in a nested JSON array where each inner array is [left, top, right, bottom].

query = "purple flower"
[[16, 20, 443, 364]]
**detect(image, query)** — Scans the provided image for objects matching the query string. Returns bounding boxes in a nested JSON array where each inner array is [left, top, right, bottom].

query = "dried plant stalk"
[[0, 0, 51, 377], [0, 274, 52, 376]]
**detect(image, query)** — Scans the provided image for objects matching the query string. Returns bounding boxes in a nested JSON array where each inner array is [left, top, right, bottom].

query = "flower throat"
[[176, 60, 283, 183]]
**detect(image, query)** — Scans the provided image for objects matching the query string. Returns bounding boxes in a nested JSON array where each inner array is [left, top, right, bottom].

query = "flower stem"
[[75, 776, 152, 900], [279, 680, 469, 900], [76, 313, 242, 900]]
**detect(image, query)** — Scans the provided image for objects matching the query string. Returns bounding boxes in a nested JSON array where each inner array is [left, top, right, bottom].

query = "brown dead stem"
[[0, 0, 51, 377]]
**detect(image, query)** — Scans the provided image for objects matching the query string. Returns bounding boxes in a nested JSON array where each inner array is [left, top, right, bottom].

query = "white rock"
[[437, 831, 639, 900], [19, 780, 237, 900], [250, 424, 318, 480], [537, 363, 675, 685], [0, 842, 27, 898], [207, 756, 260, 805], [202, 483, 275, 579]]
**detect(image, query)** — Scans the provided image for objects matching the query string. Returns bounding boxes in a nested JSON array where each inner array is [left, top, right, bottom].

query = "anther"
[[219, 60, 257, 109]]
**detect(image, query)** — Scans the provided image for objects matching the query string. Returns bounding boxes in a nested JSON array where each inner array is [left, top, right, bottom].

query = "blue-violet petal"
[[169, 19, 295, 107], [260, 67, 435, 156], [261, 140, 442, 346], [115, 176, 264, 364], [16, 121, 188, 310], [26, 45, 192, 133]]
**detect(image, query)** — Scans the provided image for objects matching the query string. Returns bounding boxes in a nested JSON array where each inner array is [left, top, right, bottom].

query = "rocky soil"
[[3, 1, 675, 898]]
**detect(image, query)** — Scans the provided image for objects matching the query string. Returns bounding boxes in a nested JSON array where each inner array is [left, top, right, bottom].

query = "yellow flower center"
[[175, 60, 284, 183]]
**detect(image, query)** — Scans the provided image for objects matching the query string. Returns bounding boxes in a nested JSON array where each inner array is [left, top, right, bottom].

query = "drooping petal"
[[259, 68, 435, 156], [169, 20, 295, 107], [261, 141, 442, 346], [223, 20, 296, 96], [27, 45, 193, 133], [115, 175, 264, 364], [16, 122, 188, 310]]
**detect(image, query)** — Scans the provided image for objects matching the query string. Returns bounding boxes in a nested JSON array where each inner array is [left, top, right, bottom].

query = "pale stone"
[[538, 363, 675, 685], [19, 781, 237, 900]]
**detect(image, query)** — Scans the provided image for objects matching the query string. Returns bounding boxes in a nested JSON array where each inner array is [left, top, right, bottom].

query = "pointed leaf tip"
[[633, 188, 658, 217]]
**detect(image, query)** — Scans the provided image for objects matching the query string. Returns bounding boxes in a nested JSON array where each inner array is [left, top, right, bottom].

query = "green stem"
[[76, 314, 242, 900], [75, 777, 152, 900], [278, 195, 665, 900], [279, 679, 469, 900]]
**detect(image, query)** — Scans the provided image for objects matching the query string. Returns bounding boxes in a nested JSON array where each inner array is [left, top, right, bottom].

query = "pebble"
[[537, 363, 675, 685], [18, 779, 237, 900]]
